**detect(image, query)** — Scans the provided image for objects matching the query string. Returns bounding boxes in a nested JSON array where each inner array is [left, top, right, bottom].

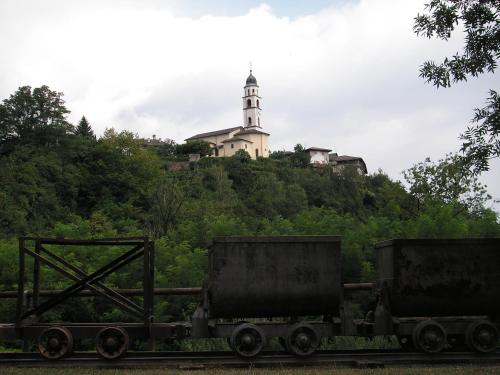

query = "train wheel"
[[412, 320, 446, 354], [285, 323, 320, 356], [465, 320, 499, 353], [38, 326, 74, 360], [397, 335, 415, 351], [95, 326, 129, 360], [230, 323, 265, 358]]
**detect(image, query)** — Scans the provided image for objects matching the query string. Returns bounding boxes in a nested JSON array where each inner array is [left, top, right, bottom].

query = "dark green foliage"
[[75, 116, 95, 139], [155, 139, 178, 158], [176, 140, 212, 157], [290, 143, 311, 168], [403, 153, 491, 214], [461, 90, 500, 173], [146, 178, 186, 238], [414, 0, 498, 87], [0, 85, 73, 152], [269, 150, 290, 160], [414, 0, 499, 172], [232, 149, 251, 161], [220, 152, 254, 194]]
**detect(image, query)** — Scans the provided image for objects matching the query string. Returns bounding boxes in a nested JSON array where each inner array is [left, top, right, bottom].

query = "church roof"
[[185, 126, 243, 141], [306, 147, 332, 152], [234, 128, 270, 136], [222, 138, 253, 143], [245, 70, 257, 85]]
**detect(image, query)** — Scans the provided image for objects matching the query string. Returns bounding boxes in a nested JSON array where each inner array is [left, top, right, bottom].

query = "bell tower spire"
[[243, 69, 262, 128]]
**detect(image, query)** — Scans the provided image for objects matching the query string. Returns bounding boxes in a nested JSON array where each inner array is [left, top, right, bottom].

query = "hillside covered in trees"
[[0, 85, 499, 329]]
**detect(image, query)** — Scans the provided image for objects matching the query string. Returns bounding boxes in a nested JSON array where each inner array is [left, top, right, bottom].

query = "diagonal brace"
[[22, 248, 144, 320], [21, 244, 145, 320], [39, 245, 144, 314]]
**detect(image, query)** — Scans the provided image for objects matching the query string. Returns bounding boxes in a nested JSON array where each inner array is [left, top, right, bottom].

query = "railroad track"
[[1, 350, 500, 368]]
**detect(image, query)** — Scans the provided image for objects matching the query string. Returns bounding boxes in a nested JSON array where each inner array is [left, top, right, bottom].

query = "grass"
[[0, 366, 499, 375]]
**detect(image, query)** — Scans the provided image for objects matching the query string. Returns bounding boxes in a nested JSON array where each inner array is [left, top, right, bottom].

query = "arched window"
[[252, 89, 255, 94], [257, 99, 260, 108], [255, 148, 259, 158], [248, 117, 252, 125], [247, 89, 250, 95], [246, 99, 251, 108]]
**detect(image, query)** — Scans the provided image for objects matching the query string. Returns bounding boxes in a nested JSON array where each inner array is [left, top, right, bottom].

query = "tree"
[[75, 116, 95, 139], [290, 144, 310, 168], [403, 153, 491, 214], [156, 139, 177, 158], [461, 91, 500, 173], [269, 150, 290, 160], [232, 149, 251, 162], [0, 85, 73, 149], [176, 140, 212, 157], [414, 1, 499, 172], [222, 150, 254, 195], [146, 178, 186, 238]]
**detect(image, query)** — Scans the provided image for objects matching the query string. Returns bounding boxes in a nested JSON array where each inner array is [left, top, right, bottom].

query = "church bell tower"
[[243, 70, 262, 128]]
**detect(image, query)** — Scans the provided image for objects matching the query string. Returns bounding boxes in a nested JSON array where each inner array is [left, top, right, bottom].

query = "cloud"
[[0, 0, 498, 205]]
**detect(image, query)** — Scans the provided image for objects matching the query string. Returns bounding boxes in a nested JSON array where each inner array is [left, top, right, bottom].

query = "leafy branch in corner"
[[414, 0, 499, 173]]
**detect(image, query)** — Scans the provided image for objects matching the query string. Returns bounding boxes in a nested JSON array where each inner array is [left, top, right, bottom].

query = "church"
[[185, 70, 270, 160]]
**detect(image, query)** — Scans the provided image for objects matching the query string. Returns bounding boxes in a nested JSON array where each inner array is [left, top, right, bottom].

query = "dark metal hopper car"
[[192, 236, 345, 357], [374, 238, 500, 353], [208, 236, 342, 318]]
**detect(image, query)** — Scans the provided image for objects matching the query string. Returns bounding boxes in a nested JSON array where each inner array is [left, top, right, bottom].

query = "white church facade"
[[185, 71, 270, 160]]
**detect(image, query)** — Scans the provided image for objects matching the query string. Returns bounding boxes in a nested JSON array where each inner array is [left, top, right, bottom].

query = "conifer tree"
[[75, 116, 95, 139]]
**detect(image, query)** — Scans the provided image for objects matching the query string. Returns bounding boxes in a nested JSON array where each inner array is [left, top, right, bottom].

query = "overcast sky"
[[0, 0, 499, 210]]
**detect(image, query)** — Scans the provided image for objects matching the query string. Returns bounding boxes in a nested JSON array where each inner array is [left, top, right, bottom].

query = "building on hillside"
[[183, 70, 368, 171], [185, 71, 270, 160], [329, 153, 367, 174], [305, 146, 367, 174], [143, 134, 170, 147], [305, 147, 332, 165]]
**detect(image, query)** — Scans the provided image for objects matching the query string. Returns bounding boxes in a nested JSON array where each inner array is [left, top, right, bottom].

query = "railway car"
[[372, 238, 500, 353], [0, 237, 192, 360], [191, 236, 347, 357]]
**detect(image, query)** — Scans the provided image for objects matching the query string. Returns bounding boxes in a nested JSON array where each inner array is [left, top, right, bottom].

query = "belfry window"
[[257, 99, 260, 108], [258, 118, 260, 126], [248, 117, 252, 125], [246, 99, 251, 108]]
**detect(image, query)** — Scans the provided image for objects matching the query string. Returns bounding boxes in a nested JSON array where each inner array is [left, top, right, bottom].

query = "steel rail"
[[0, 350, 499, 368], [0, 287, 203, 298], [0, 284, 372, 299]]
